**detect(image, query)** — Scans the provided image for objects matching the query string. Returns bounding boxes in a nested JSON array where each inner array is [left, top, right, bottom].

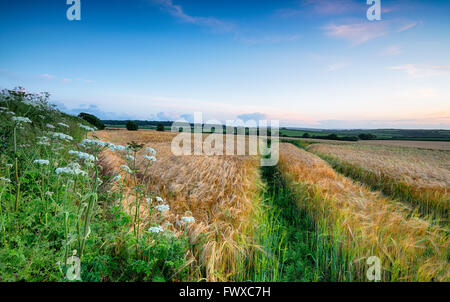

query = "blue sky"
[[1, 0, 449, 129]]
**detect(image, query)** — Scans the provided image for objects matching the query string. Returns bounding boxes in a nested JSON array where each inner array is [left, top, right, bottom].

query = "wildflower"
[[144, 155, 157, 162], [5, 111, 15, 115], [145, 147, 157, 155], [46, 124, 55, 129], [113, 145, 128, 151], [12, 116, 32, 124], [113, 175, 122, 182], [156, 196, 164, 202], [148, 226, 163, 234], [0, 107, 8, 111], [78, 123, 95, 132], [45, 191, 54, 197], [0, 177, 11, 183], [146, 198, 152, 204], [125, 154, 135, 161], [52, 132, 73, 141], [120, 165, 132, 173], [37, 136, 50, 146], [33, 159, 49, 165], [155, 204, 170, 212], [181, 216, 195, 224], [82, 139, 115, 149], [68, 150, 96, 161], [6, 164, 13, 169], [55, 163, 87, 177], [57, 122, 70, 128]]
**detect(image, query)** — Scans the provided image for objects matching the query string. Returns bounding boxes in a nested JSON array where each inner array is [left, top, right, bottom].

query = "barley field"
[[95, 130, 264, 281], [278, 143, 449, 281], [308, 143, 449, 219]]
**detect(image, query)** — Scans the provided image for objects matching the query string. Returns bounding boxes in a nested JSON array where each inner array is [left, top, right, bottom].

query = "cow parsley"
[[33, 159, 49, 165], [148, 226, 163, 234], [52, 132, 73, 141], [155, 204, 170, 212]]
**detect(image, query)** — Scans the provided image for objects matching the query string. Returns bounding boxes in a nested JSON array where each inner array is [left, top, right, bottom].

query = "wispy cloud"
[[322, 22, 387, 46], [327, 62, 347, 72], [389, 64, 450, 78], [380, 45, 403, 56], [397, 21, 421, 32], [148, 0, 234, 32], [40, 73, 55, 79], [277, 0, 361, 17]]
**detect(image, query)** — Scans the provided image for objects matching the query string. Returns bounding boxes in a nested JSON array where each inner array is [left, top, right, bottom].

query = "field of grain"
[[278, 143, 449, 281], [361, 140, 450, 151], [308, 143, 449, 219], [95, 130, 264, 281]]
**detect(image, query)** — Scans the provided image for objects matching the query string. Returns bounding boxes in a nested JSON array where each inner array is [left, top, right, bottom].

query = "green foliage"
[[358, 133, 377, 140], [252, 164, 323, 281], [156, 123, 165, 132], [126, 121, 139, 131], [78, 112, 105, 130]]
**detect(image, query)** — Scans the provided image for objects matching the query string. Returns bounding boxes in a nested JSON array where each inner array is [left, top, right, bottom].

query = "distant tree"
[[358, 133, 377, 140], [156, 123, 165, 132], [302, 133, 310, 138], [327, 133, 338, 140], [126, 121, 139, 131], [78, 112, 105, 130]]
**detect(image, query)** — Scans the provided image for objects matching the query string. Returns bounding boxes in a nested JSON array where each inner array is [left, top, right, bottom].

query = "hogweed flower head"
[[155, 204, 170, 213], [148, 226, 163, 234], [33, 159, 49, 165], [0, 177, 11, 183], [68, 150, 96, 162], [57, 122, 70, 128], [52, 132, 73, 141], [12, 116, 32, 124]]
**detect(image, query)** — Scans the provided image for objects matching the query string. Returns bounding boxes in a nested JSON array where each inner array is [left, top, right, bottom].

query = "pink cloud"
[[323, 22, 387, 46], [390, 64, 450, 78]]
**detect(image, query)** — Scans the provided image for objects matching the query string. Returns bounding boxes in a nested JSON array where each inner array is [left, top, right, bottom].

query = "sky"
[[0, 0, 449, 129]]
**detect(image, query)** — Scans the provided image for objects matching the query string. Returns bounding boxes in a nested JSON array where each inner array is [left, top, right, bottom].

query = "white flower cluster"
[[156, 196, 164, 202], [146, 198, 152, 204], [37, 136, 50, 146], [113, 145, 128, 151], [0, 107, 8, 111], [113, 175, 122, 182], [46, 124, 55, 129], [82, 139, 114, 150], [144, 155, 156, 162], [155, 204, 170, 213], [68, 150, 96, 161], [52, 132, 73, 141], [125, 154, 135, 161], [78, 123, 96, 132], [12, 116, 32, 124], [148, 226, 164, 234], [181, 216, 195, 224], [57, 122, 70, 128], [120, 165, 132, 173], [0, 177, 11, 183], [55, 162, 87, 177], [33, 159, 49, 165], [145, 147, 157, 155]]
